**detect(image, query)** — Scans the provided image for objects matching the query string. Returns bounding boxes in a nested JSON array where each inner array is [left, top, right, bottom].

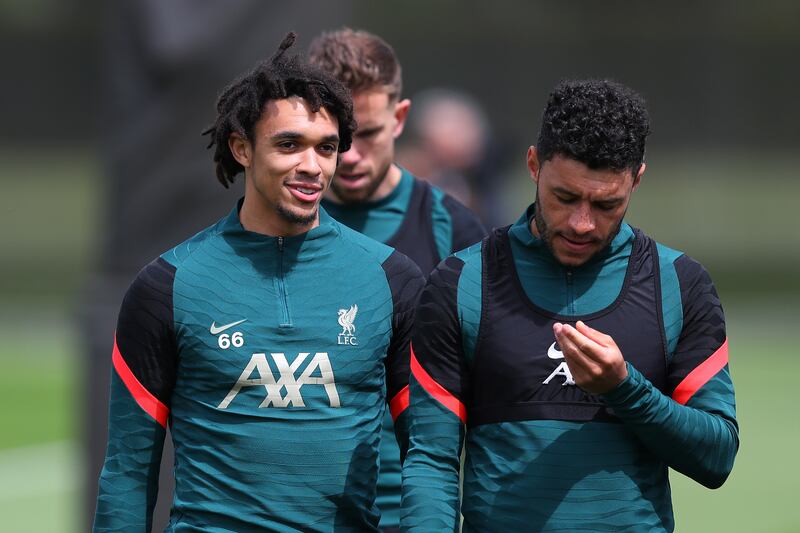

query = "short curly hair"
[[536, 79, 650, 174], [203, 32, 357, 188]]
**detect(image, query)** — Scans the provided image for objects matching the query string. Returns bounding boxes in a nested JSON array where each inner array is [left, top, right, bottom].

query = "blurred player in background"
[[94, 34, 423, 531], [402, 79, 739, 532], [398, 88, 511, 227], [308, 28, 486, 531]]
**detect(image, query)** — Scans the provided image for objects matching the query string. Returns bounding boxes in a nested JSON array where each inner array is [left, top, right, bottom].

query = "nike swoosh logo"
[[547, 342, 564, 360], [210, 319, 247, 335]]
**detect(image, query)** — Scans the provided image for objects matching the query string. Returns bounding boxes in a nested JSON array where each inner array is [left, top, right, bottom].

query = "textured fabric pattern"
[[402, 204, 738, 532], [324, 169, 484, 528], [94, 204, 423, 532], [401, 375, 464, 532], [95, 372, 167, 532], [454, 242, 483, 364], [462, 420, 672, 532]]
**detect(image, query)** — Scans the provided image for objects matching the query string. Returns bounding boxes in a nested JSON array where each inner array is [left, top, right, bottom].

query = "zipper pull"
[[277, 236, 284, 251], [566, 269, 573, 284]]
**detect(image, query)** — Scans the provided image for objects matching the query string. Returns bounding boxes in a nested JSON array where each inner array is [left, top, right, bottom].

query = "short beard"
[[276, 203, 318, 227], [533, 188, 623, 267], [332, 160, 392, 204]]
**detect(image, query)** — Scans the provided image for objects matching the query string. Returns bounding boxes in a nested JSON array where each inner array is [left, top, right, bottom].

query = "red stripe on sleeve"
[[112, 335, 170, 428], [410, 344, 467, 423], [672, 338, 729, 405], [389, 385, 409, 421]]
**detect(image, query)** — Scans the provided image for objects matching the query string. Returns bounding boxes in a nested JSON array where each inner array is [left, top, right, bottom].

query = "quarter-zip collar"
[[219, 198, 341, 260]]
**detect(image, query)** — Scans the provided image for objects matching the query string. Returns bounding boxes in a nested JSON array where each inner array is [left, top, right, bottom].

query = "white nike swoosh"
[[209, 319, 247, 335], [547, 342, 564, 360]]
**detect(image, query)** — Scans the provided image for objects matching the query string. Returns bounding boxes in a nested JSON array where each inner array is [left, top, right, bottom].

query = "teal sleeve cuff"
[[601, 362, 648, 408]]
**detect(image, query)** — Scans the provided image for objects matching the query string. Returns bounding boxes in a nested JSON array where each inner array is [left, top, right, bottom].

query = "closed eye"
[[595, 201, 621, 211], [556, 195, 577, 204], [356, 127, 383, 139]]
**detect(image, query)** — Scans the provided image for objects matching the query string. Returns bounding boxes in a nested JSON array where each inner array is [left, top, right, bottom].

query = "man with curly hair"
[[93, 33, 424, 531], [402, 79, 739, 532]]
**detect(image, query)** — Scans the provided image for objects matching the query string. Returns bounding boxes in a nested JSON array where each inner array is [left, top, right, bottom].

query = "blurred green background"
[[1, 1, 799, 531]]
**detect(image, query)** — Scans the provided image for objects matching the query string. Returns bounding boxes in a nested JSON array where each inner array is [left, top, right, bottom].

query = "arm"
[[604, 255, 738, 488], [94, 258, 178, 532], [382, 251, 425, 459], [556, 256, 738, 488], [401, 257, 469, 532]]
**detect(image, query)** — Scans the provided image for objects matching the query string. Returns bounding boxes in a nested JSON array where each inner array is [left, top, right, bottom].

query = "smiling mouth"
[[286, 182, 323, 203]]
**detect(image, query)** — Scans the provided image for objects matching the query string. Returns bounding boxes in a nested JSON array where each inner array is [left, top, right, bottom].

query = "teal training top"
[[322, 168, 486, 528], [402, 205, 739, 532], [94, 202, 424, 532]]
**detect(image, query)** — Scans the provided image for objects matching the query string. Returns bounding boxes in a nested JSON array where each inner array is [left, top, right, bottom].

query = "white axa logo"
[[337, 304, 358, 346], [542, 342, 576, 386], [218, 352, 341, 409]]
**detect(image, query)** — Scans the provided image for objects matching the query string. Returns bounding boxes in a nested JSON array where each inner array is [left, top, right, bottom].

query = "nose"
[[296, 147, 322, 176], [569, 203, 596, 235], [339, 143, 362, 167]]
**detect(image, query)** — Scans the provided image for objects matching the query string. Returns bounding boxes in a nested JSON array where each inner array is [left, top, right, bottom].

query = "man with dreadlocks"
[[308, 29, 486, 531], [402, 79, 738, 531], [93, 33, 424, 532]]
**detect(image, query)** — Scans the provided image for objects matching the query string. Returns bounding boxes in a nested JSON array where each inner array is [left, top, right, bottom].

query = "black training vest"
[[469, 226, 668, 428], [386, 179, 441, 276]]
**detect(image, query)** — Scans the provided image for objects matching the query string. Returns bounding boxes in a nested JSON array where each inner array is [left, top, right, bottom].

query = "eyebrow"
[[270, 131, 340, 144], [552, 186, 626, 204]]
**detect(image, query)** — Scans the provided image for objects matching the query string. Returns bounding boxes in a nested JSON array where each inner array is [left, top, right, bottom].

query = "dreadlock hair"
[[203, 32, 357, 188], [536, 79, 650, 175], [308, 28, 403, 101]]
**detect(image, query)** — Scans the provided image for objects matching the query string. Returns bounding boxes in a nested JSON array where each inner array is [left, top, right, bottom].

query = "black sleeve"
[[411, 255, 471, 405], [381, 250, 426, 403], [667, 254, 728, 392], [442, 194, 487, 253], [115, 256, 178, 407]]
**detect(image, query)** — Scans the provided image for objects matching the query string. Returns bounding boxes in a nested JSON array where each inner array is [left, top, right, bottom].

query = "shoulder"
[[124, 218, 226, 301], [653, 239, 714, 291], [159, 217, 226, 269], [335, 220, 424, 286], [427, 181, 482, 224], [423, 179, 487, 253], [335, 219, 396, 264], [453, 239, 483, 265]]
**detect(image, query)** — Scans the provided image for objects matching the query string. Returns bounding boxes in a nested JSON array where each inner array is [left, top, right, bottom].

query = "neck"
[[239, 193, 318, 237]]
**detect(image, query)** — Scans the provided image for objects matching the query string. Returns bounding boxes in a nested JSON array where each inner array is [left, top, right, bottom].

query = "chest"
[[170, 256, 394, 410], [469, 230, 667, 427]]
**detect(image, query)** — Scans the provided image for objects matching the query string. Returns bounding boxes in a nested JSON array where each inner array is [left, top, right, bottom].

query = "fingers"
[[552, 321, 628, 394], [575, 320, 612, 347], [554, 323, 602, 359], [553, 323, 600, 388]]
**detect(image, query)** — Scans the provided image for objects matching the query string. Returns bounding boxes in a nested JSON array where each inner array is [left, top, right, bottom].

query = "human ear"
[[392, 98, 411, 138], [229, 132, 252, 168], [632, 162, 646, 191], [527, 146, 540, 185]]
